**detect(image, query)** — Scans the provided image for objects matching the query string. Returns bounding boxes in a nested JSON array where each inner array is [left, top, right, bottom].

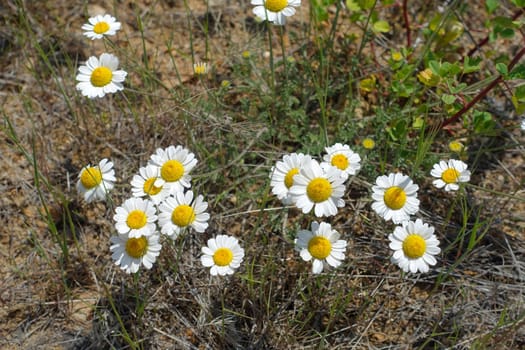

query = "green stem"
[[278, 26, 288, 83]]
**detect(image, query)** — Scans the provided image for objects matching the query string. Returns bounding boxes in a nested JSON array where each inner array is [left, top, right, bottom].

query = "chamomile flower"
[[388, 219, 440, 273], [76, 53, 127, 99], [158, 190, 209, 238], [76, 158, 116, 203], [81, 14, 121, 40], [193, 62, 208, 76], [110, 233, 162, 274], [289, 159, 346, 217], [114, 197, 158, 238], [295, 221, 347, 274], [251, 0, 301, 26], [430, 159, 471, 191], [371, 173, 420, 224], [148, 145, 197, 194], [130, 165, 170, 204], [201, 235, 244, 276], [269, 153, 312, 205], [321, 143, 361, 180]]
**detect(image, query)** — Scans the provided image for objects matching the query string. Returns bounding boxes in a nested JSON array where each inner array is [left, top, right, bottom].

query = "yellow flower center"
[[194, 63, 207, 75], [306, 178, 333, 203], [362, 138, 375, 150], [448, 141, 463, 153], [90, 67, 113, 87], [284, 168, 299, 189], [93, 21, 110, 34], [402, 234, 427, 259], [384, 186, 407, 210], [213, 247, 233, 266], [441, 168, 460, 184], [331, 154, 349, 170], [171, 205, 196, 227], [143, 177, 162, 195], [308, 236, 332, 260], [160, 160, 184, 182], [126, 210, 148, 229], [80, 167, 102, 189], [264, 0, 288, 12], [125, 236, 148, 259]]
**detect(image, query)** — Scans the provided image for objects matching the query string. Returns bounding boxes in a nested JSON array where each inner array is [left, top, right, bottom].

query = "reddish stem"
[[465, 8, 524, 59], [402, 0, 411, 48], [434, 45, 525, 132]]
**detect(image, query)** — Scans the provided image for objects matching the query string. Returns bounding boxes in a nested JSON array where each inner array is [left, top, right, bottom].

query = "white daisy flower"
[[295, 221, 347, 274], [148, 145, 197, 194], [158, 190, 209, 238], [130, 165, 170, 204], [430, 159, 471, 191], [371, 172, 420, 224], [81, 14, 121, 40], [201, 235, 244, 276], [289, 159, 346, 217], [251, 0, 301, 26], [269, 153, 312, 205], [76, 53, 127, 99], [76, 158, 116, 203], [388, 219, 441, 273], [321, 143, 361, 180], [114, 197, 158, 238], [521, 118, 525, 130], [110, 233, 162, 274]]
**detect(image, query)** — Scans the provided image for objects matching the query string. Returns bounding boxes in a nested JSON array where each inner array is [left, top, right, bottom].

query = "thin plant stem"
[[183, 0, 196, 64], [266, 22, 276, 92], [402, 0, 411, 48], [278, 26, 288, 82]]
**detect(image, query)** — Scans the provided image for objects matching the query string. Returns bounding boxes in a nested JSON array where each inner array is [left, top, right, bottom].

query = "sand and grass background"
[[1, 0, 524, 349]]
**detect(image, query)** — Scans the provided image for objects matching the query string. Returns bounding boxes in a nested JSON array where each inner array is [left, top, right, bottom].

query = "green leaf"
[[386, 120, 407, 141], [450, 83, 467, 94], [473, 111, 497, 135], [428, 60, 441, 76], [359, 0, 376, 10], [441, 94, 457, 105], [372, 20, 391, 33], [486, 0, 498, 14], [514, 84, 525, 99], [412, 116, 424, 129], [511, 0, 525, 7], [496, 62, 508, 75], [500, 28, 515, 38], [463, 56, 482, 73], [346, 0, 361, 11], [442, 62, 461, 75], [493, 16, 515, 28]]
